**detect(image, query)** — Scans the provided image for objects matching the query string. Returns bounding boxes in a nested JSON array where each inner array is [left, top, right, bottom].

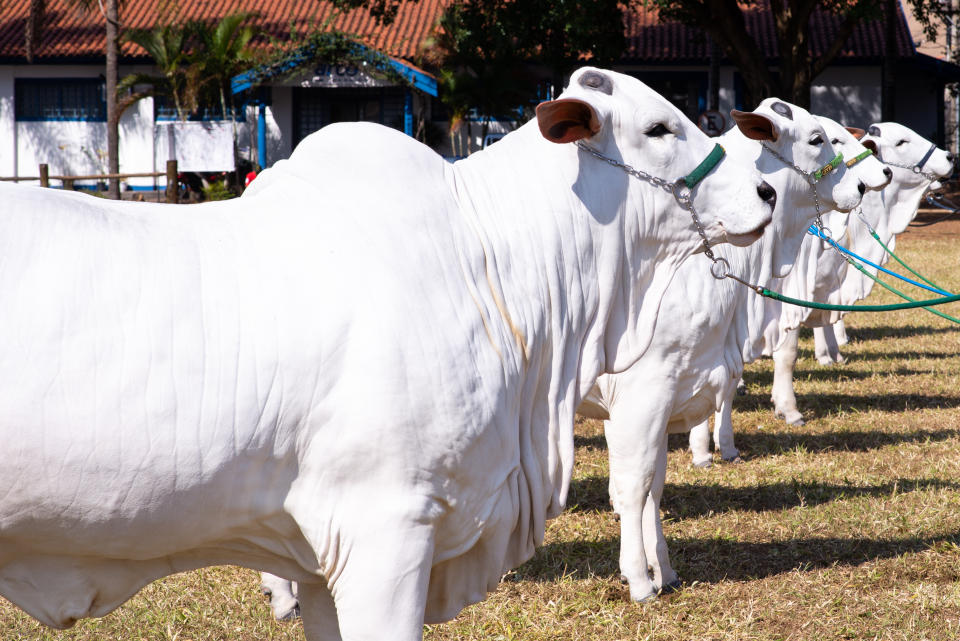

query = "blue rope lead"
[[807, 225, 954, 297]]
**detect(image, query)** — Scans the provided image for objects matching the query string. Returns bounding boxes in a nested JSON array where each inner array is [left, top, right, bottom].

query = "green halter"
[[845, 149, 874, 168], [813, 151, 844, 181], [682, 143, 725, 189]]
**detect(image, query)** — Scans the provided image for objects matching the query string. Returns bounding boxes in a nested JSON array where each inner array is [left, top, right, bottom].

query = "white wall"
[[811, 66, 882, 128], [0, 67, 13, 177]]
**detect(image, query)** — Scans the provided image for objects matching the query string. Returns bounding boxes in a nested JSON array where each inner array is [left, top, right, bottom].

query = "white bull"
[[770, 123, 953, 425], [689, 114, 889, 461], [0, 67, 773, 640], [576, 99, 878, 602], [815, 123, 955, 362]]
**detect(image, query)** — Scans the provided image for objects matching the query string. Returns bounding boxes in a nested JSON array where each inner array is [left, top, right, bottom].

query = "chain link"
[[761, 143, 827, 230], [575, 141, 718, 262]]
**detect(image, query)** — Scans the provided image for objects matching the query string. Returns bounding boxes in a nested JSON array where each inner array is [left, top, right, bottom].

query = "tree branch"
[[812, 10, 860, 77]]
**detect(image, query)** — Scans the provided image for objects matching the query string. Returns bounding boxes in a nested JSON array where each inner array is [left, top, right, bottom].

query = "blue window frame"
[[15, 78, 106, 122]]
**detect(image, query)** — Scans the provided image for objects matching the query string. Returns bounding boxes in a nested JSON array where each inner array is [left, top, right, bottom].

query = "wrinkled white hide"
[[772, 123, 952, 425], [0, 67, 773, 641], [576, 100, 869, 603]]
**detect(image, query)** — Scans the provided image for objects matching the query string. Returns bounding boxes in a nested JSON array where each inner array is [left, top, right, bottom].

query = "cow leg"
[[605, 404, 672, 602], [641, 438, 679, 592], [771, 328, 805, 426], [688, 419, 713, 468], [834, 319, 848, 345], [325, 522, 434, 640], [813, 326, 845, 365], [298, 582, 342, 641], [713, 387, 741, 463], [260, 572, 299, 621]]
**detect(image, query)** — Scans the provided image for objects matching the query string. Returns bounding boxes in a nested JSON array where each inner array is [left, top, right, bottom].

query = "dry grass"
[[3, 214, 960, 640]]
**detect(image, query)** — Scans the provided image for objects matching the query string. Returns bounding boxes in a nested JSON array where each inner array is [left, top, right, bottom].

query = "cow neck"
[[882, 174, 937, 238], [448, 121, 705, 427]]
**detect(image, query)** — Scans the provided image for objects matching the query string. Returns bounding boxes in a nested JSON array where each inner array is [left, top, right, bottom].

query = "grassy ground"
[[3, 214, 960, 640]]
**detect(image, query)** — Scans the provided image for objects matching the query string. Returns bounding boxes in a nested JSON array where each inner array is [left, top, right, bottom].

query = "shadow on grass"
[[729, 426, 960, 456], [742, 367, 929, 388], [567, 470, 960, 517], [512, 530, 960, 584], [661, 477, 960, 520], [719, 391, 960, 416], [845, 325, 960, 342]]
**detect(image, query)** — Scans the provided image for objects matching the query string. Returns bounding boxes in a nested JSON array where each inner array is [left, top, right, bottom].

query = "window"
[[15, 78, 106, 121], [293, 87, 406, 145]]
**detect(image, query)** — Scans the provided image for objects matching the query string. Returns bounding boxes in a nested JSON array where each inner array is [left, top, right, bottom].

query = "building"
[[0, 0, 447, 188], [622, 1, 960, 145], [0, 0, 957, 187]]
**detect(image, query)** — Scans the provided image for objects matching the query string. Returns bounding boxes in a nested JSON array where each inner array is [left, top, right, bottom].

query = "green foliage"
[[429, 0, 629, 151], [121, 12, 260, 120], [240, 28, 408, 91], [201, 178, 235, 201], [649, 0, 956, 108]]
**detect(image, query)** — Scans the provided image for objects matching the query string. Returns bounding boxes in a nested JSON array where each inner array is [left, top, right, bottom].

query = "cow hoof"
[[786, 416, 805, 427], [816, 356, 833, 366], [736, 386, 747, 396], [276, 605, 300, 621], [721, 455, 744, 464], [632, 590, 659, 603], [659, 580, 682, 595], [692, 459, 712, 469]]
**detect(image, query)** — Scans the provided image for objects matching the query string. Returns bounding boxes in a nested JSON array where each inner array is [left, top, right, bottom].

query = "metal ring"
[[710, 257, 731, 280], [819, 225, 834, 240], [672, 178, 692, 205], [913, 165, 922, 174]]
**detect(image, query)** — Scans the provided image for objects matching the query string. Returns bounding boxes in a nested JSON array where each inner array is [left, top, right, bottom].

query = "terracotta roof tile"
[[623, 1, 915, 64], [0, 0, 922, 65], [0, 0, 451, 62]]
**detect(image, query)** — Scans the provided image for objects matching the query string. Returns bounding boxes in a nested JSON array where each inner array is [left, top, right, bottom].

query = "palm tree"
[[121, 24, 200, 121], [191, 12, 259, 120]]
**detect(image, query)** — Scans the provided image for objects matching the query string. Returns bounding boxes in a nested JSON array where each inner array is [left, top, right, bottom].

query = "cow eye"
[[896, 139, 908, 146], [830, 138, 840, 145], [809, 134, 824, 145], [645, 123, 671, 137]]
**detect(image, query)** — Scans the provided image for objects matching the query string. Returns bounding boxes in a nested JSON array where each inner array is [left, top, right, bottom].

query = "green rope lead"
[[868, 230, 950, 293], [760, 287, 960, 312], [846, 259, 960, 324]]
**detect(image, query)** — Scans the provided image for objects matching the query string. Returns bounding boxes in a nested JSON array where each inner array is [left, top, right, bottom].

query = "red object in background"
[[245, 171, 257, 187]]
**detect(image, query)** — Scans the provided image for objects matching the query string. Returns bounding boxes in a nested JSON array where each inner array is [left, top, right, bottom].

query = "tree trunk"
[[882, 0, 897, 120], [106, 0, 120, 200]]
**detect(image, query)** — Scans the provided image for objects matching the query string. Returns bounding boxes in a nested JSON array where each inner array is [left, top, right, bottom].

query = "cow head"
[[815, 115, 891, 192], [535, 67, 774, 251], [863, 122, 954, 235], [727, 99, 864, 278], [862, 122, 954, 192]]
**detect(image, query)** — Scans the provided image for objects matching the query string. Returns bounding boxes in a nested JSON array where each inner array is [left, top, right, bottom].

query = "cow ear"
[[845, 126, 866, 140], [536, 98, 601, 144], [730, 109, 778, 142], [861, 138, 878, 153]]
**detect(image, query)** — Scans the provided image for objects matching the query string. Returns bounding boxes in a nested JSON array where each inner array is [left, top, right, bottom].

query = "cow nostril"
[[948, 152, 955, 163], [757, 181, 776, 206], [883, 167, 893, 179], [858, 182, 866, 195]]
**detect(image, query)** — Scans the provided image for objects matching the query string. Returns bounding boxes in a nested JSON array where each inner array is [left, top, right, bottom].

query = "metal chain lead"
[[761, 143, 830, 236], [575, 141, 718, 262]]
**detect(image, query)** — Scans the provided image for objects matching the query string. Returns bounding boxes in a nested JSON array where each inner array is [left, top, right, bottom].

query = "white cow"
[[0, 67, 773, 640], [770, 123, 953, 425], [576, 100, 879, 603], [688, 115, 889, 462], [815, 123, 955, 361]]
